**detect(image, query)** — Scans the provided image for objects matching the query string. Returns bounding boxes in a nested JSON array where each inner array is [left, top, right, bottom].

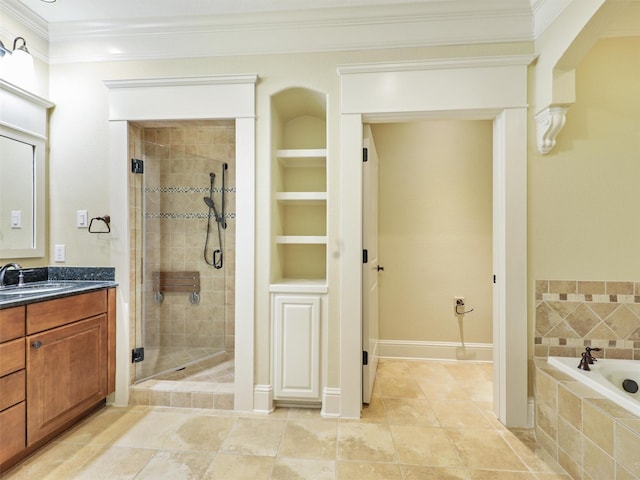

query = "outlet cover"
[[54, 244, 66, 262]]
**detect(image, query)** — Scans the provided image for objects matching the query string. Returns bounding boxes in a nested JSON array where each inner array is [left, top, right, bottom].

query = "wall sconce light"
[[0, 37, 31, 58], [0, 37, 34, 89]]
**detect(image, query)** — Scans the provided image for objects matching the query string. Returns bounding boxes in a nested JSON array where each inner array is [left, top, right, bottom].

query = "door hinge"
[[493, 275, 496, 284], [363, 351, 369, 366], [363, 147, 368, 162], [363, 249, 368, 264], [131, 158, 144, 174], [132, 347, 145, 363]]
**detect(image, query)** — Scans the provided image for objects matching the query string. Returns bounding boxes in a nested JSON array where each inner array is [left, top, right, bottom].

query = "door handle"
[[377, 265, 384, 271]]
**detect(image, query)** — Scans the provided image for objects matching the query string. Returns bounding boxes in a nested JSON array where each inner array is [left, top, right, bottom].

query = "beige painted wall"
[[371, 120, 493, 344], [5, 28, 637, 398], [45, 43, 530, 389], [528, 37, 640, 341]]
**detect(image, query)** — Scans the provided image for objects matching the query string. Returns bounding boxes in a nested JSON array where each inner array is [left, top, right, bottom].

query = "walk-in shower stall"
[[128, 121, 235, 383]]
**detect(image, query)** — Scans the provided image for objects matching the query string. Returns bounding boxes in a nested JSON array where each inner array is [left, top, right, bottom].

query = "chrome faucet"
[[0, 263, 22, 288]]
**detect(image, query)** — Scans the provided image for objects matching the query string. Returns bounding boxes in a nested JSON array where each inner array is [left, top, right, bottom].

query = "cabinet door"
[[0, 402, 26, 465], [26, 315, 107, 445], [273, 294, 321, 400]]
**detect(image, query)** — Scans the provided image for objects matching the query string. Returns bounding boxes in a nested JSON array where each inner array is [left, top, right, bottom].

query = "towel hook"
[[88, 215, 111, 233]]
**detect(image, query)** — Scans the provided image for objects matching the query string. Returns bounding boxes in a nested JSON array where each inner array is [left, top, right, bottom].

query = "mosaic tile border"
[[145, 186, 237, 193], [144, 212, 236, 219]]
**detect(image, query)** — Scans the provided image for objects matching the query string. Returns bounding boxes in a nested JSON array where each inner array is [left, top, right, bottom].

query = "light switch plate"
[[77, 210, 88, 228], [11, 210, 22, 228]]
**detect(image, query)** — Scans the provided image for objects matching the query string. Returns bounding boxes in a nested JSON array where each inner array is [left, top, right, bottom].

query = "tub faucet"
[[0, 263, 22, 288], [585, 347, 601, 364], [577, 347, 601, 371]]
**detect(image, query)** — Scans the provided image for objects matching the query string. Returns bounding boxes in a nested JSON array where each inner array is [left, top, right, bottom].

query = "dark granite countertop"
[[0, 266, 117, 309]]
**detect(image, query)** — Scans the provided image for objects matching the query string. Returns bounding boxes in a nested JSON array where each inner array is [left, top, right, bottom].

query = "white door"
[[362, 125, 380, 404]]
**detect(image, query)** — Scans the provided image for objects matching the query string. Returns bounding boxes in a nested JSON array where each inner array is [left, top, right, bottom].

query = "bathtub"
[[548, 356, 640, 418]]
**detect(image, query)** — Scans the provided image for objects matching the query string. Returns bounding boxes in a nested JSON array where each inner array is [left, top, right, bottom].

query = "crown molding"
[[38, 2, 535, 63], [337, 54, 537, 75], [0, 0, 48, 40], [529, 0, 572, 38]]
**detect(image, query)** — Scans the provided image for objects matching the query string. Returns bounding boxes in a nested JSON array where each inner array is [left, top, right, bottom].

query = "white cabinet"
[[272, 292, 323, 401]]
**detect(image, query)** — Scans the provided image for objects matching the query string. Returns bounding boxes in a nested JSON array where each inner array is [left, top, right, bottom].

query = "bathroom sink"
[[0, 282, 73, 296]]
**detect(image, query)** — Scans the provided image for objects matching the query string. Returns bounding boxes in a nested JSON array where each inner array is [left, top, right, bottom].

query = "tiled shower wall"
[[142, 123, 236, 352], [535, 280, 640, 360], [128, 122, 236, 382]]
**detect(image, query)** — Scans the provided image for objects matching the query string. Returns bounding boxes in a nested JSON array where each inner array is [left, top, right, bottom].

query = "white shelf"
[[276, 235, 327, 244], [275, 192, 327, 202], [276, 149, 326, 158], [277, 149, 326, 168]]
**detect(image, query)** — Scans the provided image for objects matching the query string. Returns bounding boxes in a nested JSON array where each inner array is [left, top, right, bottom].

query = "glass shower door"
[[132, 125, 232, 383]]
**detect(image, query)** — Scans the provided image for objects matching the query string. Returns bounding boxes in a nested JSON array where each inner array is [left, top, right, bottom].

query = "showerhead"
[[209, 172, 215, 180], [203, 197, 215, 209]]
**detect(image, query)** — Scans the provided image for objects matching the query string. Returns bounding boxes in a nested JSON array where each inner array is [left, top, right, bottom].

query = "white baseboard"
[[321, 388, 341, 418], [253, 384, 274, 414], [378, 339, 493, 362]]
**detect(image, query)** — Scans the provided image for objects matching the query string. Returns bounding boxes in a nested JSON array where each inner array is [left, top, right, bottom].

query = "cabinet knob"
[[32, 340, 42, 349]]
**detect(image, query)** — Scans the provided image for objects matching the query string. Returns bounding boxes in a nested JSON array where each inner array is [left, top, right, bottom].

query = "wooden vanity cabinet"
[[0, 288, 116, 471], [0, 306, 26, 467], [26, 314, 108, 444]]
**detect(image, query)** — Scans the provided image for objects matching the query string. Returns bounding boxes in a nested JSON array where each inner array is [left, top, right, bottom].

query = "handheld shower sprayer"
[[203, 169, 225, 269]]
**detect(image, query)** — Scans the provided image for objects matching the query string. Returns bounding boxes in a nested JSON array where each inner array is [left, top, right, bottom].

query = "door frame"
[[338, 56, 534, 427], [105, 75, 257, 411]]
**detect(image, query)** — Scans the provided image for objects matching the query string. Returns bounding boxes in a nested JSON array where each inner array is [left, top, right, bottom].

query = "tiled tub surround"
[[534, 279, 640, 479], [534, 359, 640, 480], [535, 280, 640, 360]]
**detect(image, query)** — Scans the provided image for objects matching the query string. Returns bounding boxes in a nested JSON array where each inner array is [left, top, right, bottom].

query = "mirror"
[[0, 128, 45, 258]]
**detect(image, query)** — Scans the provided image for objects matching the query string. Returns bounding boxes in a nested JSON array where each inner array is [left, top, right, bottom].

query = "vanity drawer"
[[0, 306, 26, 343], [0, 401, 26, 465], [0, 370, 25, 411], [27, 290, 107, 334], [0, 339, 25, 377]]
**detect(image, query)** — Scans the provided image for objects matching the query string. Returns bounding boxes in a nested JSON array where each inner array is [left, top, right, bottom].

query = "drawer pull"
[[31, 341, 42, 349]]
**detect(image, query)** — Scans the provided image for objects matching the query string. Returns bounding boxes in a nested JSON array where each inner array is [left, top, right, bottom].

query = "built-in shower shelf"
[[275, 192, 327, 202], [275, 235, 327, 244]]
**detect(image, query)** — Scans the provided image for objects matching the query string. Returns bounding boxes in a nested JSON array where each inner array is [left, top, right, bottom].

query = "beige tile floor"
[[1, 359, 571, 480]]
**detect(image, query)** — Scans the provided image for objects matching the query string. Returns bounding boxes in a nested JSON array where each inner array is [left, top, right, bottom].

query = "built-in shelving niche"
[[271, 88, 328, 284]]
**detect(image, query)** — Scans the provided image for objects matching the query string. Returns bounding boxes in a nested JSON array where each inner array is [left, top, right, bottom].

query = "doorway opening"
[[338, 57, 531, 426], [129, 121, 235, 383], [126, 120, 236, 408], [363, 119, 494, 403]]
